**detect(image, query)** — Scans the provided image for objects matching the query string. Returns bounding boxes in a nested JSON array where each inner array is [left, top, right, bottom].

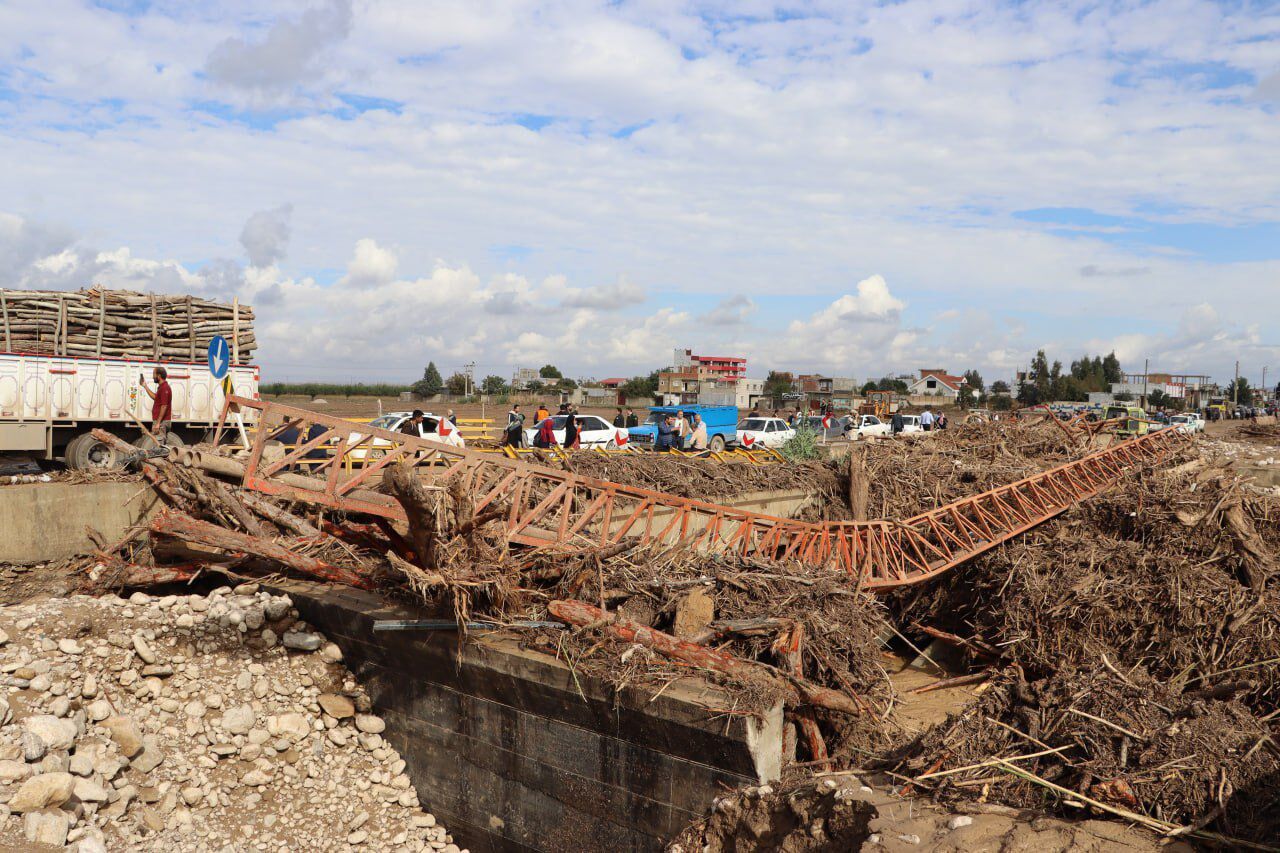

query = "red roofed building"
[[599, 378, 628, 389], [673, 348, 747, 384], [909, 369, 966, 398]]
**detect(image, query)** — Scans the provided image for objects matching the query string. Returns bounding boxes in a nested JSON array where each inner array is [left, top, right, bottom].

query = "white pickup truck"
[[0, 352, 259, 469]]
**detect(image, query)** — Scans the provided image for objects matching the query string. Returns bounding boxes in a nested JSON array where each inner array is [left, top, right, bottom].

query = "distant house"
[[909, 369, 966, 398], [599, 378, 627, 389]]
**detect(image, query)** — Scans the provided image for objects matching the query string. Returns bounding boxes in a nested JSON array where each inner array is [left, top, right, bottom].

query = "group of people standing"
[[654, 410, 707, 452]]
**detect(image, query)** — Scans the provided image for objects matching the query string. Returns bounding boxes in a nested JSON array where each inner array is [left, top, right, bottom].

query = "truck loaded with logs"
[[0, 287, 259, 469]]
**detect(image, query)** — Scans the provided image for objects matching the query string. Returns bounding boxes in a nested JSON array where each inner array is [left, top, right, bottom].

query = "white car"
[[736, 417, 795, 449], [846, 414, 892, 440], [897, 415, 923, 434], [347, 411, 465, 461], [525, 414, 628, 449], [1169, 414, 1203, 434]]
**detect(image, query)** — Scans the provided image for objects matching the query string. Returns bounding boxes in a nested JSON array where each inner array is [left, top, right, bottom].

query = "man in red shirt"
[[141, 366, 173, 444]]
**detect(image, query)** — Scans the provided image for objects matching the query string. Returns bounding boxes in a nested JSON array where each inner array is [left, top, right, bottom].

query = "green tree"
[[527, 379, 545, 392], [962, 370, 985, 394], [620, 372, 657, 400], [1147, 389, 1168, 409], [875, 377, 909, 393], [412, 361, 444, 397], [764, 371, 794, 399], [991, 395, 1014, 411], [957, 385, 976, 409], [1229, 376, 1253, 405], [860, 381, 878, 395], [990, 380, 1010, 395], [539, 364, 562, 380], [481, 375, 507, 395], [445, 372, 468, 395], [1102, 351, 1123, 384], [557, 376, 578, 390]]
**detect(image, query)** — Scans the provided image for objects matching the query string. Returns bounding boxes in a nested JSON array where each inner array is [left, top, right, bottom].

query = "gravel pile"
[[0, 584, 465, 852]]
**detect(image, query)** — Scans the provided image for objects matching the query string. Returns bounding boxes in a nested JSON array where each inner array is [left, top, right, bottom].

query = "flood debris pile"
[[0, 587, 461, 852], [64, 418, 1280, 848], [889, 456, 1280, 845], [548, 452, 844, 502]]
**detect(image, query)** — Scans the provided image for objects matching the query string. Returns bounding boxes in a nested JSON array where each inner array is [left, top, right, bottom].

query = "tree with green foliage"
[[1229, 376, 1253, 405], [990, 380, 1010, 396], [859, 381, 878, 395], [764, 371, 794, 399], [539, 364, 562, 380], [445, 372, 468, 395], [875, 377, 909, 393], [620, 372, 657, 400], [962, 370, 985, 394], [1102, 351, 1123, 384], [957, 385, 976, 409], [481, 375, 507, 395], [991, 395, 1014, 411], [412, 361, 444, 397], [527, 379, 545, 392]]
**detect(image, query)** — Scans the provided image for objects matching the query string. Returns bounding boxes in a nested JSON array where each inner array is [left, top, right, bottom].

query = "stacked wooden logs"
[[0, 286, 256, 361]]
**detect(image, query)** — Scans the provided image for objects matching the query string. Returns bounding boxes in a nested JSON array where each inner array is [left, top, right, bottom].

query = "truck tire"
[[133, 431, 187, 452], [65, 432, 121, 471], [709, 434, 726, 452]]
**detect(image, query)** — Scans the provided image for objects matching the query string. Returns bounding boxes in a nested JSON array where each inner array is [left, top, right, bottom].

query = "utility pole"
[[1142, 358, 1149, 410], [1234, 360, 1240, 406], [1262, 365, 1268, 402]]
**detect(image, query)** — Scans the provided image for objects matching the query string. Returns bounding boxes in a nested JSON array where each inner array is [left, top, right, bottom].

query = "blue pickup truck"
[[627, 405, 739, 451]]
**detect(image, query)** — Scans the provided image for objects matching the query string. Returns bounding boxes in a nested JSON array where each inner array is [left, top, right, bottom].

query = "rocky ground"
[[0, 584, 465, 852]]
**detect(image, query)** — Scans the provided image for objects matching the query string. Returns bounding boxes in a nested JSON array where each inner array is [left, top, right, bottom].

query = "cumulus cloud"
[[558, 278, 646, 310], [204, 0, 353, 99], [342, 238, 398, 288], [700, 294, 755, 326], [240, 205, 293, 268]]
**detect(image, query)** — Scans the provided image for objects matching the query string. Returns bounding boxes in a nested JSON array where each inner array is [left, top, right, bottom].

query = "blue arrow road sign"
[[207, 335, 230, 380]]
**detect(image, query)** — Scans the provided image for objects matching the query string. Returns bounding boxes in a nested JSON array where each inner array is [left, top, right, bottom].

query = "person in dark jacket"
[[625, 409, 639, 428], [505, 405, 525, 447], [613, 408, 626, 428], [564, 414, 580, 449], [891, 410, 905, 435], [400, 410, 426, 437], [655, 414, 676, 452], [534, 417, 557, 448]]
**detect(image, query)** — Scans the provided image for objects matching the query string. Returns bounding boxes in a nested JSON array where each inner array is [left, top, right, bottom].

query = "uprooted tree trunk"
[[549, 598, 862, 716], [383, 461, 443, 570], [149, 509, 370, 588], [848, 446, 869, 521]]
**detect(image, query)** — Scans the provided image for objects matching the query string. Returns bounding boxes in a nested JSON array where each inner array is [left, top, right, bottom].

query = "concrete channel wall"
[[0, 480, 162, 564], [278, 580, 782, 853]]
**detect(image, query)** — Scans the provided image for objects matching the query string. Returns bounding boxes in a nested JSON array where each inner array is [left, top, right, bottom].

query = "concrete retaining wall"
[[276, 581, 782, 853], [0, 480, 162, 564]]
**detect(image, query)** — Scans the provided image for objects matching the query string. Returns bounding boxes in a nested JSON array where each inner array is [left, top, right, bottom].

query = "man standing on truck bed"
[[140, 366, 173, 443]]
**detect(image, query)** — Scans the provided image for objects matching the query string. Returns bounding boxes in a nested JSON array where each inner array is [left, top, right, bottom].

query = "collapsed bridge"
[[212, 397, 1190, 591]]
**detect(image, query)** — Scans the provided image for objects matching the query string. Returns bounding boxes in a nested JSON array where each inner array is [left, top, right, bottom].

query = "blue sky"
[[0, 0, 1278, 386]]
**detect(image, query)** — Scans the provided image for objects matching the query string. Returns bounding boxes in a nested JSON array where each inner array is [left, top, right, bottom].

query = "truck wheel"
[[65, 432, 121, 471], [709, 435, 726, 452], [133, 431, 187, 452]]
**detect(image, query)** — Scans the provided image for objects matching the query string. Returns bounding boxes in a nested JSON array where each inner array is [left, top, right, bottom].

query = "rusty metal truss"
[[217, 397, 1191, 592]]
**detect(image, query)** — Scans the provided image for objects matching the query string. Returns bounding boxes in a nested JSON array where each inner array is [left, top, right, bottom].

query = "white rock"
[[221, 704, 256, 735], [73, 777, 110, 803], [87, 700, 113, 722], [183, 700, 207, 719], [58, 639, 84, 655], [0, 694, 10, 725], [24, 809, 71, 846], [132, 634, 158, 664], [355, 714, 386, 734], [283, 632, 323, 652], [24, 715, 78, 750], [0, 759, 32, 782], [319, 643, 343, 663], [20, 731, 47, 761], [266, 714, 310, 744], [948, 815, 973, 830], [175, 613, 195, 629], [10, 771, 76, 811]]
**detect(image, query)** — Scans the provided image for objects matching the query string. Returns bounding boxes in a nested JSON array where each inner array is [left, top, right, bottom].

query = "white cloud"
[[700, 294, 755, 326], [342, 238, 398, 289], [240, 205, 293, 268]]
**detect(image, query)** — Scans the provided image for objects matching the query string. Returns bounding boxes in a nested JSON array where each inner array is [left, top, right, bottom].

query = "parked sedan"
[[347, 411, 465, 462], [736, 417, 796, 449], [525, 414, 628, 448], [897, 414, 923, 434], [803, 415, 850, 441], [845, 414, 892, 440]]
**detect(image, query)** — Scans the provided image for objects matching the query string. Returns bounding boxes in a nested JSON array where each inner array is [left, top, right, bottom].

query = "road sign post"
[[208, 335, 230, 380]]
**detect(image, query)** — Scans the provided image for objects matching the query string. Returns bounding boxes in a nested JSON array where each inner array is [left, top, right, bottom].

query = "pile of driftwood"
[[0, 286, 256, 360]]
